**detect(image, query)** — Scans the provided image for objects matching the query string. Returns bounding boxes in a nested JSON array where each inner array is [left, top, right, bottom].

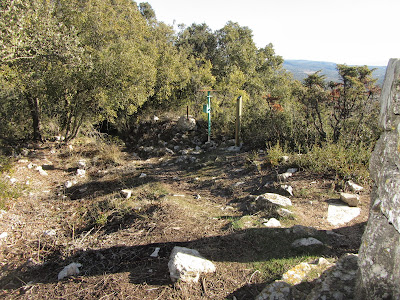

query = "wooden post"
[[235, 96, 242, 147]]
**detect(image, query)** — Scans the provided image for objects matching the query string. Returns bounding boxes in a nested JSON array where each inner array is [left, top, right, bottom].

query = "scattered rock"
[[327, 202, 361, 226], [58, 262, 82, 280], [168, 246, 216, 283], [139, 173, 147, 178], [346, 180, 364, 193], [340, 192, 360, 207], [43, 229, 57, 237], [280, 184, 293, 196], [150, 247, 160, 258], [76, 169, 86, 177], [77, 159, 87, 169], [0, 232, 8, 239], [255, 193, 292, 210], [176, 116, 196, 132], [121, 189, 133, 199], [35, 166, 48, 176], [64, 181, 74, 188], [286, 168, 298, 174], [277, 172, 292, 182], [226, 145, 241, 152], [291, 237, 323, 248], [277, 208, 294, 218], [263, 218, 281, 228]]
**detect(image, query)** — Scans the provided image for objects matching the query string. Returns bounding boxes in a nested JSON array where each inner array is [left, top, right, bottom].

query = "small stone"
[[168, 246, 215, 283], [277, 208, 294, 218], [77, 160, 86, 169], [65, 181, 73, 188], [121, 189, 133, 199], [43, 229, 57, 236], [346, 180, 364, 193], [340, 192, 360, 207], [139, 173, 147, 178], [286, 168, 298, 174], [150, 247, 160, 258], [280, 184, 293, 196], [263, 218, 281, 228], [277, 172, 292, 182], [35, 166, 48, 176], [0, 232, 8, 239], [58, 263, 82, 280], [226, 146, 241, 152], [256, 193, 292, 208], [76, 169, 86, 177], [291, 237, 323, 248]]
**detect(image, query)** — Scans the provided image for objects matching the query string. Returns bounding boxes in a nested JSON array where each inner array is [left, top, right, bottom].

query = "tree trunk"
[[26, 93, 42, 141]]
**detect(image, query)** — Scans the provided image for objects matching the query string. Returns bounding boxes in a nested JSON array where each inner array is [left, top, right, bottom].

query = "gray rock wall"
[[356, 58, 400, 299]]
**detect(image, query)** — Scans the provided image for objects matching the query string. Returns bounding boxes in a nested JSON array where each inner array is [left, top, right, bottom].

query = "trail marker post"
[[235, 96, 242, 147], [202, 91, 212, 142]]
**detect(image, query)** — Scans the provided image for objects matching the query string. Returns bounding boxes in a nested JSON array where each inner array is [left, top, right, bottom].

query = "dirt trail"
[[0, 141, 369, 299]]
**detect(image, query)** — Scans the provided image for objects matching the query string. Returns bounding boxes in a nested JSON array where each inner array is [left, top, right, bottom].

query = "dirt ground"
[[0, 132, 370, 299]]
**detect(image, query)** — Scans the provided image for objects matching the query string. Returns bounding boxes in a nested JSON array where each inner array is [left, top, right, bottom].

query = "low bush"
[[292, 142, 373, 184]]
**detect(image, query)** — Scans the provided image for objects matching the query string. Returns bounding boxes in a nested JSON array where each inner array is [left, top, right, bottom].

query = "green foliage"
[[0, 156, 20, 210], [292, 142, 372, 184], [0, 0, 382, 161], [265, 142, 288, 168]]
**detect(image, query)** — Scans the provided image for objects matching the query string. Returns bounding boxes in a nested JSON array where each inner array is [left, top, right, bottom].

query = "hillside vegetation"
[[1, 0, 381, 152], [0, 1, 383, 298]]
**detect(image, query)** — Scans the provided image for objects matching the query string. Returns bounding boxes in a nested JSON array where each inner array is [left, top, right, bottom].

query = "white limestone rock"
[[121, 189, 133, 199], [277, 172, 292, 182], [263, 218, 281, 228], [280, 184, 293, 196], [58, 263, 82, 280], [77, 159, 87, 169], [168, 246, 216, 283], [76, 169, 86, 177], [327, 202, 361, 226], [35, 165, 48, 176], [340, 192, 360, 207], [346, 180, 364, 193], [256, 193, 292, 210], [291, 237, 323, 248]]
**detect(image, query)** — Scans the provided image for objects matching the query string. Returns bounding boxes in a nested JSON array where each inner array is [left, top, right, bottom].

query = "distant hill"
[[283, 59, 387, 86]]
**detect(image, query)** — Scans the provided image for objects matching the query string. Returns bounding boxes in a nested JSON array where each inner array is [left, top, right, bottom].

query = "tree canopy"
[[0, 0, 381, 149]]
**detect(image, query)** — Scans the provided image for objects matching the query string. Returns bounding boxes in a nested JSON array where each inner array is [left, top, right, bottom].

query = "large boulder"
[[355, 59, 400, 299]]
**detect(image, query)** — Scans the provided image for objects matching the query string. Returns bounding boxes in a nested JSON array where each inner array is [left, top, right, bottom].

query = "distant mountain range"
[[283, 60, 387, 86]]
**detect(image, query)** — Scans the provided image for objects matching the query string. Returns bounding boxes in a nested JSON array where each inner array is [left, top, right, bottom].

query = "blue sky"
[[146, 0, 399, 66]]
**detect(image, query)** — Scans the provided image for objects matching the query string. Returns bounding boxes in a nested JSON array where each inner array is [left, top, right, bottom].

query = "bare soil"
[[0, 133, 370, 299]]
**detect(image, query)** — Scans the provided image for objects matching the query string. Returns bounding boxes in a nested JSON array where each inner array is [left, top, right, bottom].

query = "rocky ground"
[[0, 118, 370, 299]]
